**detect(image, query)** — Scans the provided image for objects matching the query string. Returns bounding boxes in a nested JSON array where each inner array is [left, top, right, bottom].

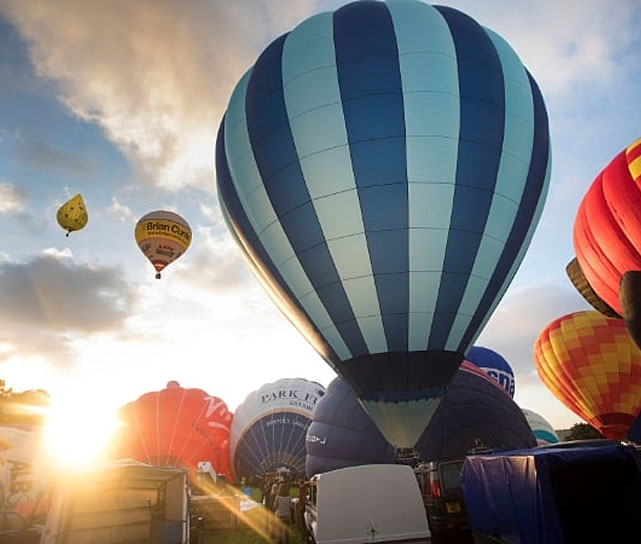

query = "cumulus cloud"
[[451, 0, 640, 99], [106, 196, 136, 224], [3, 0, 637, 198], [0, 181, 27, 215], [0, 251, 138, 366], [42, 247, 73, 259], [0, 0, 317, 192], [173, 226, 253, 293], [476, 282, 591, 379]]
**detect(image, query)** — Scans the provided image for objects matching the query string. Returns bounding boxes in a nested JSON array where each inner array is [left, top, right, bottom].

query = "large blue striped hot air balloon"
[[216, 0, 551, 449]]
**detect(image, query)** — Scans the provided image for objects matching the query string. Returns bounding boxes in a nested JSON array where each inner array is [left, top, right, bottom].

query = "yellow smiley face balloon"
[[56, 194, 88, 236]]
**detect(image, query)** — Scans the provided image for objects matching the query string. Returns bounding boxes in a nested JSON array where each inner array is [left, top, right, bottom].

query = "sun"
[[42, 391, 122, 472]]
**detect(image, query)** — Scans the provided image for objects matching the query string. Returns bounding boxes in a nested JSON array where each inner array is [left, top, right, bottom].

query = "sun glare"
[[43, 393, 122, 472]]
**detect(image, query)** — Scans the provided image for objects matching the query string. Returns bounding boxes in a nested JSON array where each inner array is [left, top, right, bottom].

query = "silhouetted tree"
[[0, 381, 50, 426], [564, 422, 603, 440]]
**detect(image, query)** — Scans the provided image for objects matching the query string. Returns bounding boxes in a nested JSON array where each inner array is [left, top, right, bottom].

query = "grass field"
[[203, 505, 307, 544], [201, 487, 307, 544]]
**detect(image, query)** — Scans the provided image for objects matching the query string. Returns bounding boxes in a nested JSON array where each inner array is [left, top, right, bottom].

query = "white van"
[[304, 464, 431, 544], [40, 460, 191, 544]]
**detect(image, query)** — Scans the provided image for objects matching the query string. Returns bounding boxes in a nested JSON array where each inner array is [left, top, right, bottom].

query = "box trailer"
[[40, 461, 190, 544]]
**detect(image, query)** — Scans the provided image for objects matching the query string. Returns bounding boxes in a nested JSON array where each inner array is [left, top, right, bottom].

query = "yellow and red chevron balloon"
[[534, 311, 641, 440]]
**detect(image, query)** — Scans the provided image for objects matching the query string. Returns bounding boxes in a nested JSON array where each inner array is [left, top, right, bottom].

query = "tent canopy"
[[461, 444, 641, 544]]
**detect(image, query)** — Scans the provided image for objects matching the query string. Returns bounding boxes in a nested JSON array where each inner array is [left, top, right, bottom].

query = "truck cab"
[[415, 459, 472, 544]]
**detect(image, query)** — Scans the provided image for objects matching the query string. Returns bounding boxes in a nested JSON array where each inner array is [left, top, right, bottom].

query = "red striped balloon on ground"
[[114, 382, 233, 481]]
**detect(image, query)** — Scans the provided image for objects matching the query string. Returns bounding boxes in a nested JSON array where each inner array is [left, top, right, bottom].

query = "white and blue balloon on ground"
[[216, 0, 551, 449], [229, 378, 325, 481], [521, 408, 560, 446]]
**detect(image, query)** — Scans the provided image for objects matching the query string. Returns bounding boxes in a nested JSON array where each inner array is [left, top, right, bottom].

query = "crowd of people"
[[259, 475, 307, 544]]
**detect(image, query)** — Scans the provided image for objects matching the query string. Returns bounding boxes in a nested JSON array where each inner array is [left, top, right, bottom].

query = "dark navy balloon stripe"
[[460, 71, 550, 349], [337, 349, 462, 400], [216, 118, 341, 366], [245, 31, 368, 357], [428, 6, 505, 351], [334, 1, 409, 352]]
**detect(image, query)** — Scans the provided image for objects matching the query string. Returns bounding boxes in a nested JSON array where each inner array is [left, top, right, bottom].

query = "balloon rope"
[[165, 389, 187, 466], [278, 409, 286, 467], [258, 410, 273, 474], [132, 401, 152, 465], [283, 415, 307, 472], [156, 392, 161, 464], [172, 397, 210, 466], [239, 424, 267, 478]]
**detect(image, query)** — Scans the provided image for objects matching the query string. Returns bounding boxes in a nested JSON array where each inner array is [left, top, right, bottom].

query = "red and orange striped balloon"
[[534, 310, 641, 440], [573, 136, 641, 315]]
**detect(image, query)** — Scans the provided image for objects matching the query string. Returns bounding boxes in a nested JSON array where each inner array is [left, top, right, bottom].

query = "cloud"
[[106, 197, 136, 224], [0, 181, 27, 214], [42, 247, 73, 259], [448, 0, 640, 100], [14, 136, 94, 178], [0, 250, 138, 366], [4, 0, 637, 199], [0, 0, 317, 192], [476, 282, 591, 379], [172, 226, 253, 293]]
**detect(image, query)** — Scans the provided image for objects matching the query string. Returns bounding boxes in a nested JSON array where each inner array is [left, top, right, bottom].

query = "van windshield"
[[440, 460, 464, 493]]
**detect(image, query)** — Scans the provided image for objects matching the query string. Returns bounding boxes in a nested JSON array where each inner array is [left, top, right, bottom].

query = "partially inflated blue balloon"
[[216, 0, 550, 447], [466, 346, 515, 397], [306, 363, 535, 476]]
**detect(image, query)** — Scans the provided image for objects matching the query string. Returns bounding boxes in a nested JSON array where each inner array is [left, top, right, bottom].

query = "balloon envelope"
[[521, 408, 559, 446], [115, 382, 233, 481], [216, 0, 550, 448], [573, 136, 641, 315], [534, 311, 641, 440], [565, 257, 619, 318], [134, 210, 192, 279], [465, 346, 515, 397], [230, 378, 325, 481], [305, 378, 395, 476], [620, 270, 641, 351], [0, 426, 49, 511], [56, 193, 88, 235], [306, 362, 535, 476]]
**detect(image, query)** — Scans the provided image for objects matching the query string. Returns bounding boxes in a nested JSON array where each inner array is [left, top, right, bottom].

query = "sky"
[[0, 0, 640, 431]]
